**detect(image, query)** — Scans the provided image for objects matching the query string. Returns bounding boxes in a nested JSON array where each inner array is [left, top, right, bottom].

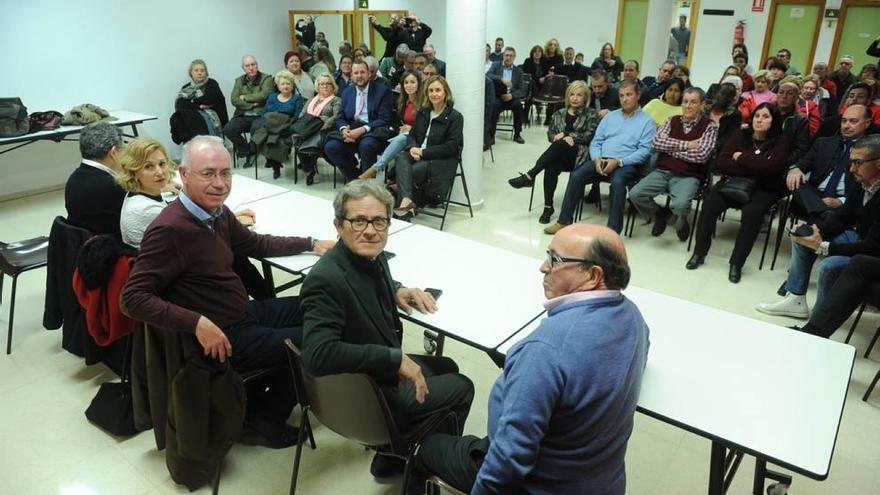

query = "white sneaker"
[[757, 294, 810, 319]]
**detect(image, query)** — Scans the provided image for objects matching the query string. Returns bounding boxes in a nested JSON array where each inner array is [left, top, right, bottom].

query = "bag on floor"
[[85, 380, 138, 436]]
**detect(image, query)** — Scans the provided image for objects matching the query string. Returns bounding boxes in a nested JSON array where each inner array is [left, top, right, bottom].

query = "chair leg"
[[688, 197, 701, 252], [864, 367, 880, 402], [528, 182, 535, 212], [6, 274, 17, 355], [864, 326, 880, 359], [290, 407, 311, 495], [459, 167, 474, 218], [0, 273, 4, 306], [771, 200, 789, 270], [212, 462, 221, 495], [759, 208, 777, 271], [400, 453, 415, 495], [844, 303, 866, 344]]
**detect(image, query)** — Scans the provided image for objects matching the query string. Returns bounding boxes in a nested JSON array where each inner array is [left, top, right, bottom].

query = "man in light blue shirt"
[[545, 80, 657, 234]]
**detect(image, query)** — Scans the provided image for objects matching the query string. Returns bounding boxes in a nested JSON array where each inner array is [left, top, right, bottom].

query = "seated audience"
[[170, 59, 228, 145], [800, 75, 830, 122], [300, 180, 474, 480], [253, 70, 304, 179], [117, 138, 178, 249], [296, 73, 341, 186], [776, 77, 812, 165], [334, 53, 354, 95], [630, 87, 718, 240], [592, 42, 624, 82], [364, 56, 387, 86], [65, 122, 126, 235], [733, 53, 755, 91], [380, 43, 409, 82], [785, 105, 871, 225], [830, 55, 857, 97], [687, 103, 789, 283], [575, 52, 585, 65], [673, 65, 691, 88], [590, 69, 621, 117], [556, 46, 589, 82], [777, 76, 820, 138], [507, 81, 601, 224], [414, 224, 648, 495], [309, 46, 336, 81], [642, 77, 685, 127], [489, 37, 504, 62], [299, 47, 315, 74], [622, 59, 641, 85], [359, 69, 422, 180], [423, 44, 446, 76], [285, 51, 316, 99], [859, 63, 879, 82], [323, 60, 393, 182], [766, 59, 788, 92], [223, 55, 273, 162], [422, 63, 438, 78], [544, 80, 657, 234], [706, 65, 742, 101], [758, 134, 880, 318], [542, 38, 564, 74], [521, 45, 548, 88], [352, 47, 367, 63], [640, 60, 676, 105], [732, 43, 754, 75], [777, 48, 801, 75], [704, 82, 744, 155], [484, 44, 494, 74], [122, 136, 335, 448], [487, 47, 527, 144], [738, 69, 776, 124], [812, 61, 838, 100], [392, 76, 464, 218], [413, 53, 429, 74], [819, 82, 880, 137]]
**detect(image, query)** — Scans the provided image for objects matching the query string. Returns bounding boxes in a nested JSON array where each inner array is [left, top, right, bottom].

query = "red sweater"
[[122, 200, 311, 333]]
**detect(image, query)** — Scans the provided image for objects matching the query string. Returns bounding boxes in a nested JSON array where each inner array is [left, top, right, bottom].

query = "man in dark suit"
[[786, 105, 872, 223], [64, 122, 126, 235], [556, 46, 589, 82], [324, 60, 394, 181], [639, 60, 675, 105], [590, 69, 621, 118], [487, 47, 527, 143], [300, 180, 474, 479]]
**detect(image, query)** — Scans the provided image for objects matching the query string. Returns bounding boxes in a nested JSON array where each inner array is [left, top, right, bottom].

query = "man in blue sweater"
[[413, 224, 650, 495]]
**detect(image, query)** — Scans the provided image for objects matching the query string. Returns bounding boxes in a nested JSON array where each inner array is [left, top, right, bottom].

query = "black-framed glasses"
[[342, 216, 390, 231], [849, 156, 880, 167], [545, 250, 593, 269]]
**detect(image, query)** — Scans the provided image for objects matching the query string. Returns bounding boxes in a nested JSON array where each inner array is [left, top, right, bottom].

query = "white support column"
[[444, 0, 487, 207], [642, 0, 676, 77]]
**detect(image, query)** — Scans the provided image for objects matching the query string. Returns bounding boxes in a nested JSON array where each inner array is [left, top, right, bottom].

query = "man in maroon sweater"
[[628, 87, 718, 241], [122, 135, 334, 447]]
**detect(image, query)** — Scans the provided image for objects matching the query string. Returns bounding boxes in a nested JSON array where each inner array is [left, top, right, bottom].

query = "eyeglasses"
[[196, 169, 233, 180], [849, 156, 880, 167], [317, 82, 333, 86], [342, 216, 390, 231], [545, 250, 593, 269]]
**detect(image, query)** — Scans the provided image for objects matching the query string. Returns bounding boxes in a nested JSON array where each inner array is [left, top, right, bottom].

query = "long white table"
[[498, 285, 855, 495], [386, 224, 547, 351], [0, 110, 157, 155], [246, 191, 412, 275], [225, 174, 290, 210]]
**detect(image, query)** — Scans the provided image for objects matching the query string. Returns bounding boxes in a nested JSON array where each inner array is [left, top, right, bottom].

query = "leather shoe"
[[513, 134, 525, 144], [685, 254, 705, 270], [728, 264, 742, 283], [370, 452, 406, 478], [538, 207, 554, 224], [305, 171, 316, 186], [239, 423, 300, 449], [508, 173, 532, 189], [651, 208, 671, 237], [675, 218, 691, 242], [543, 222, 567, 235], [272, 168, 281, 180]]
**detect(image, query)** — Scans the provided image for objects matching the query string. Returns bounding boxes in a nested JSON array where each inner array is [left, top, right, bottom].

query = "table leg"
[[708, 441, 726, 495], [752, 459, 792, 495], [131, 123, 140, 137]]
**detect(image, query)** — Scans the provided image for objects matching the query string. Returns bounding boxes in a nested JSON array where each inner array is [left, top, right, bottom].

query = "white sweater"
[[120, 193, 170, 249]]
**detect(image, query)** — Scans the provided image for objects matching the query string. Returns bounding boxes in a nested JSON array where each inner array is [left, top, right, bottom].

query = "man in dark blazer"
[[64, 122, 126, 235], [787, 105, 872, 223], [590, 69, 621, 117], [487, 47, 528, 143], [639, 60, 675, 105], [556, 46, 589, 82], [300, 180, 474, 479], [324, 60, 394, 182]]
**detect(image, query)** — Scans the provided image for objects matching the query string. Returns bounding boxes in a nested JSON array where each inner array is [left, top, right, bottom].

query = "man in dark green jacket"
[[300, 180, 474, 479], [223, 55, 273, 160]]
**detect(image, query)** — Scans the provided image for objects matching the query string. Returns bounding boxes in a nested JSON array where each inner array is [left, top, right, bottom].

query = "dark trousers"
[[792, 183, 836, 224], [491, 97, 525, 136], [323, 135, 386, 181], [559, 163, 643, 233], [223, 115, 260, 156], [527, 140, 578, 208], [415, 434, 489, 493], [693, 187, 781, 267], [803, 255, 880, 338], [395, 156, 458, 206], [382, 354, 474, 435]]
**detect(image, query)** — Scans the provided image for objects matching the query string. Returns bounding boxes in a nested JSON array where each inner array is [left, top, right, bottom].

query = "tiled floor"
[[1, 122, 878, 494]]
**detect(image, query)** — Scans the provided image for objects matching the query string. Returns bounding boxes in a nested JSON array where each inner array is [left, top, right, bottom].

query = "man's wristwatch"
[[815, 241, 830, 256], [309, 237, 316, 251]]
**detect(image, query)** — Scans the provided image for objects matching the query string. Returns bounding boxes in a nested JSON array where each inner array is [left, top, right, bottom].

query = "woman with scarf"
[[170, 59, 228, 144]]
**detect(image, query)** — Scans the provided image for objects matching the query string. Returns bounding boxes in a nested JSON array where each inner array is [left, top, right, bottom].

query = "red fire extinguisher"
[[734, 21, 745, 45]]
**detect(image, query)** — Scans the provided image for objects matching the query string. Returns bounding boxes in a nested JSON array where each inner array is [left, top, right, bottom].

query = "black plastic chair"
[[531, 75, 569, 124], [426, 476, 467, 495], [416, 159, 475, 231], [284, 339, 457, 495], [1, 236, 49, 354]]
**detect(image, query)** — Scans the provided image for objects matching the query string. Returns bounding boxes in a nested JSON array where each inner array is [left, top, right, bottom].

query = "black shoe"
[[539, 207, 554, 224], [513, 134, 525, 144], [651, 208, 671, 237], [728, 264, 742, 283], [777, 281, 787, 296], [370, 452, 406, 478], [676, 219, 691, 242], [508, 173, 532, 189], [239, 423, 301, 449], [305, 171, 316, 186], [483, 143, 490, 151], [489, 137, 495, 146], [272, 168, 281, 180], [242, 155, 255, 169], [583, 187, 599, 204], [686, 254, 705, 270]]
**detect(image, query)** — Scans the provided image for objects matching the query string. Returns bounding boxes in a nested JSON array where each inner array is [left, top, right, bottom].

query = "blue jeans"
[[785, 229, 860, 308], [558, 163, 643, 233], [374, 133, 409, 171]]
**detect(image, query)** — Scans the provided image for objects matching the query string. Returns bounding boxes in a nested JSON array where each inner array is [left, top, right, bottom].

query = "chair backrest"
[[426, 476, 467, 495], [539, 75, 569, 98], [284, 339, 395, 447]]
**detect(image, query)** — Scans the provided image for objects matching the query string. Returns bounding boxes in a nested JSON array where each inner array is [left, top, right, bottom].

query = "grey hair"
[[683, 86, 706, 101], [241, 54, 257, 67], [333, 179, 394, 219], [720, 75, 743, 90], [503, 46, 516, 55], [853, 134, 880, 156], [583, 237, 631, 290], [79, 122, 123, 160], [180, 135, 228, 168], [364, 56, 379, 71], [395, 43, 411, 55], [618, 78, 642, 93]]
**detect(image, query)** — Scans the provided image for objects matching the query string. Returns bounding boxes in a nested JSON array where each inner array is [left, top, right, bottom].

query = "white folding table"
[[0, 110, 157, 155], [225, 174, 290, 210], [498, 285, 855, 495]]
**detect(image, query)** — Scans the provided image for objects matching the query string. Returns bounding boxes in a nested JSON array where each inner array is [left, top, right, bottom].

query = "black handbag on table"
[[716, 176, 756, 205]]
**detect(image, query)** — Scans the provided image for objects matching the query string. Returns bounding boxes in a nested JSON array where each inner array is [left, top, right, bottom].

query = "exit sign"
[[358, 0, 369, 8]]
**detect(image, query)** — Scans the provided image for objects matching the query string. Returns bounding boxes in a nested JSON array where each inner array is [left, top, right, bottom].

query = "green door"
[[766, 4, 820, 72], [835, 6, 880, 67], [619, 0, 649, 64]]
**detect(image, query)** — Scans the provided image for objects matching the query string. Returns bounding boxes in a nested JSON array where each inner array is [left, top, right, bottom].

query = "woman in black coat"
[[591, 43, 624, 82], [170, 59, 228, 144], [393, 76, 464, 218]]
